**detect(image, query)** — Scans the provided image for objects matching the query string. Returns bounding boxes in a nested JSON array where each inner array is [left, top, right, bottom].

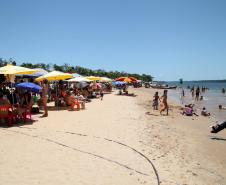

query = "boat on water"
[[151, 85, 177, 89], [150, 82, 177, 89]]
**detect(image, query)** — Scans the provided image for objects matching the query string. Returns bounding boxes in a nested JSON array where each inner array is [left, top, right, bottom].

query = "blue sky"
[[0, 0, 225, 81]]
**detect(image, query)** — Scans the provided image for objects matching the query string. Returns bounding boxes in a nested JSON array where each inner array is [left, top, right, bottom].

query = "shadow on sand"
[[115, 94, 138, 97], [0, 119, 38, 128], [210, 136, 226, 141]]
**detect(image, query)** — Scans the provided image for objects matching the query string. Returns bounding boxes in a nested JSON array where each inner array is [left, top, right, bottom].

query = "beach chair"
[[0, 104, 14, 126], [23, 105, 33, 123], [62, 92, 66, 98], [69, 97, 80, 111]]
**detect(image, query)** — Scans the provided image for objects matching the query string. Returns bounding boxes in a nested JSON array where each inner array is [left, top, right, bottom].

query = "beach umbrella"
[[35, 70, 73, 81], [35, 71, 73, 107], [66, 76, 92, 82], [0, 64, 41, 75], [85, 76, 103, 81], [114, 77, 137, 82], [16, 82, 42, 93], [0, 64, 41, 106], [67, 73, 84, 78], [114, 81, 125, 85], [99, 77, 113, 82], [28, 68, 49, 77], [90, 83, 102, 89]]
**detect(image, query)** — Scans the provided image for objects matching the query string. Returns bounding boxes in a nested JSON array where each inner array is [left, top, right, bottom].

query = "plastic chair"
[[23, 105, 33, 123], [69, 97, 80, 111], [0, 104, 14, 126], [62, 92, 66, 98]]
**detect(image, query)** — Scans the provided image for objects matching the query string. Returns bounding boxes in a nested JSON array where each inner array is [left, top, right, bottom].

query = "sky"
[[0, 0, 225, 81]]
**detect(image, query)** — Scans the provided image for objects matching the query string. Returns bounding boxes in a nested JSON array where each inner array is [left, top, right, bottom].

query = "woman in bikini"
[[160, 90, 169, 115], [41, 78, 48, 117]]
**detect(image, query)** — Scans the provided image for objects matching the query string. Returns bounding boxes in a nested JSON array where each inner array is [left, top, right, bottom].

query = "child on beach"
[[160, 90, 168, 115], [201, 107, 211, 116], [153, 92, 160, 110]]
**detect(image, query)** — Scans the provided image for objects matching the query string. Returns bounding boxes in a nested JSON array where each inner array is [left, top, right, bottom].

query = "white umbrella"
[[66, 76, 92, 82]]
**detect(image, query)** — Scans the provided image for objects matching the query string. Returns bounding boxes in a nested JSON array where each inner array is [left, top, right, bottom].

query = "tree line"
[[0, 58, 154, 82]]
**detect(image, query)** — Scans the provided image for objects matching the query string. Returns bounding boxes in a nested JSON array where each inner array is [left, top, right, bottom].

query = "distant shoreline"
[[165, 80, 226, 83]]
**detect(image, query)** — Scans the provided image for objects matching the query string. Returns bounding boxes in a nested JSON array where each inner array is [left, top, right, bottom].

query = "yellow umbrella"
[[0, 64, 41, 106], [35, 70, 73, 81], [85, 76, 103, 81], [0, 64, 41, 75], [36, 71, 73, 108], [99, 77, 112, 82]]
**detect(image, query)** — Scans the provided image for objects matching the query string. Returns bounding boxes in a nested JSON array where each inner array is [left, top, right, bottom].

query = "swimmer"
[[222, 87, 225, 93], [219, 105, 226, 110]]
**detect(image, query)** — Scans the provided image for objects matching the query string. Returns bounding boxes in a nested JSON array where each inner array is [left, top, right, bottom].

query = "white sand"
[[0, 87, 225, 185]]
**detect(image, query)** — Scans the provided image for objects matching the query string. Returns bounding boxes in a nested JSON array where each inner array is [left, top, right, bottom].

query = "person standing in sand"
[[153, 91, 160, 110], [100, 88, 104, 100], [160, 90, 168, 115], [40, 78, 48, 117]]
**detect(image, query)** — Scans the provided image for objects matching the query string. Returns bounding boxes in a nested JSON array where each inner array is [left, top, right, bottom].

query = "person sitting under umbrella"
[[0, 92, 10, 105], [14, 92, 33, 123]]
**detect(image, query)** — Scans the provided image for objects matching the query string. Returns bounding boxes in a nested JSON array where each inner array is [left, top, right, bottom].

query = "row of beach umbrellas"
[[0, 64, 137, 83], [0, 64, 137, 93]]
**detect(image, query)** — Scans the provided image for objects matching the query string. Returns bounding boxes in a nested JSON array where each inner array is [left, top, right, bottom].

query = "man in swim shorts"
[[153, 92, 160, 110]]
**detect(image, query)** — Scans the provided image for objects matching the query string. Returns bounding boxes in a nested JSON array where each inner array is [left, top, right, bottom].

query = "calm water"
[[165, 81, 226, 123]]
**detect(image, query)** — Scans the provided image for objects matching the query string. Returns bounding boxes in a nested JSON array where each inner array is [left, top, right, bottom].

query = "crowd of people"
[[0, 78, 112, 125], [152, 84, 226, 118]]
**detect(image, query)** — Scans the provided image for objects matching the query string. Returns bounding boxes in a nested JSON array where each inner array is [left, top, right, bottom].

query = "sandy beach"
[[0, 87, 226, 185]]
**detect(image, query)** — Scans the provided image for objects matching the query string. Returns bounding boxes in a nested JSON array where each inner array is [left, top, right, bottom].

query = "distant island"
[[187, 80, 226, 83]]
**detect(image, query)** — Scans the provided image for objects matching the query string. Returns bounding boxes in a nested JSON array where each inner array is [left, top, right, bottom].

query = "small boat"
[[151, 85, 177, 89]]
